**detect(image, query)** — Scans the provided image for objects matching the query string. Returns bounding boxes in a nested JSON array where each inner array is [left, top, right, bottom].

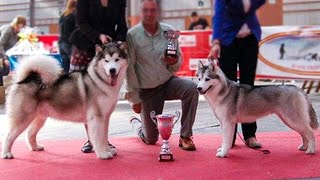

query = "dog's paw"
[[216, 147, 222, 152], [298, 144, 307, 151], [216, 151, 227, 158], [305, 147, 316, 154], [109, 148, 117, 156], [1, 152, 14, 159], [31, 145, 44, 151], [97, 152, 114, 160]]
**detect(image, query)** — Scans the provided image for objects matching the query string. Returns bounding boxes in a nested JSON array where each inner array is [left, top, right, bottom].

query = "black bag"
[[68, 28, 95, 51]]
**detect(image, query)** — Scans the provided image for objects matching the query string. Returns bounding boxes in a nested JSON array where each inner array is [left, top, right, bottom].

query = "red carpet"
[[0, 132, 319, 180]]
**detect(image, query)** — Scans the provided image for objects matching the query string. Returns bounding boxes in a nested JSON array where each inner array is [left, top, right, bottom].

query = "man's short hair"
[[140, 0, 161, 11], [191, 11, 198, 17]]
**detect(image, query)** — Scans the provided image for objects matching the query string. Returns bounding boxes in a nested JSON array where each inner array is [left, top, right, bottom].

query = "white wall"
[[129, 0, 213, 30], [283, 0, 320, 25], [0, 0, 29, 23], [1, 0, 320, 33], [161, 0, 213, 30], [0, 0, 64, 33], [161, 0, 212, 11], [162, 18, 185, 30]]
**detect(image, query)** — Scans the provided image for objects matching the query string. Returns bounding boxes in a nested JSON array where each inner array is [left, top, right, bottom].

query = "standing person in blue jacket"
[[208, 0, 266, 148]]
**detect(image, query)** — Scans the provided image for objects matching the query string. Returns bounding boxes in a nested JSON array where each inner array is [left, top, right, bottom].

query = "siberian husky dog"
[[196, 60, 318, 158], [1, 42, 128, 160]]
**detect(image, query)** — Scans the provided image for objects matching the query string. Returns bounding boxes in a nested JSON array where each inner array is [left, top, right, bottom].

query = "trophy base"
[[159, 153, 174, 162], [165, 51, 178, 58]]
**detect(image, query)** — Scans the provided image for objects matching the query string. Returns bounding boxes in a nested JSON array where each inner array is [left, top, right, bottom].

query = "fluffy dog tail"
[[308, 102, 319, 130], [14, 55, 62, 85]]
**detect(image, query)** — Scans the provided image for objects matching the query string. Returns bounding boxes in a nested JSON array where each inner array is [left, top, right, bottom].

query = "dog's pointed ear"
[[196, 60, 204, 76], [95, 44, 104, 55], [208, 59, 218, 70], [208, 61, 214, 70], [198, 60, 204, 69], [117, 41, 128, 59], [212, 59, 219, 69], [117, 41, 127, 51]]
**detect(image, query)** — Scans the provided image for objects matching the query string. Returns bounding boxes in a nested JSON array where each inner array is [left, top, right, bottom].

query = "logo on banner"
[[259, 28, 320, 76], [208, 34, 213, 46], [189, 58, 208, 70], [178, 35, 196, 47]]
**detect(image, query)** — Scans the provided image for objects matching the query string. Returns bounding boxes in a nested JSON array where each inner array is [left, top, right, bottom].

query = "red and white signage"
[[177, 27, 320, 80]]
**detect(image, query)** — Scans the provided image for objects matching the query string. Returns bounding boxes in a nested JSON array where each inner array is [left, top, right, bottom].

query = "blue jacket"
[[213, 0, 266, 46]]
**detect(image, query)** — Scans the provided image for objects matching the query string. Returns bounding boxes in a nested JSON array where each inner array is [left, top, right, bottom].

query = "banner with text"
[[257, 26, 320, 79], [178, 26, 320, 80]]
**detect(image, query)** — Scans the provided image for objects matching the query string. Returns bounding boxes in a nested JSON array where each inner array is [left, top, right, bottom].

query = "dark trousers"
[[219, 34, 259, 141]]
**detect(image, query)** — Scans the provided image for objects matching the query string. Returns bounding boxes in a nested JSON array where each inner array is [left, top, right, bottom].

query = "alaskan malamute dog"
[[1, 42, 128, 160], [196, 60, 318, 158]]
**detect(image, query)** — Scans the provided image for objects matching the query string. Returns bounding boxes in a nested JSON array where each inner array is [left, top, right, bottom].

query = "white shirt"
[[237, 0, 252, 38]]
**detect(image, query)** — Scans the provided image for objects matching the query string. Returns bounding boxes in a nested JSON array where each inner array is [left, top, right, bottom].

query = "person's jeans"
[[0, 58, 10, 86], [58, 42, 72, 74]]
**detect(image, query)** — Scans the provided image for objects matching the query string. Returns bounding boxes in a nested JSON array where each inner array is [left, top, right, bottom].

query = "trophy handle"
[[150, 110, 157, 125], [173, 111, 180, 127]]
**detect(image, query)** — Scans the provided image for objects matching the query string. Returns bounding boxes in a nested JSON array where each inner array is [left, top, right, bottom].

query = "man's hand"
[[99, 34, 112, 44], [131, 103, 141, 114], [163, 55, 178, 65], [208, 40, 221, 60], [3, 59, 9, 69], [0, 58, 9, 69]]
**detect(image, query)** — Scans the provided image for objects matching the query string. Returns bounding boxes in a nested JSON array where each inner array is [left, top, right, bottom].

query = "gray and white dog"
[[1, 42, 128, 160], [196, 60, 318, 158]]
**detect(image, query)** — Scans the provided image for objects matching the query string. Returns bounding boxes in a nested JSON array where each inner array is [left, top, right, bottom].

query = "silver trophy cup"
[[150, 111, 181, 162], [164, 30, 180, 58]]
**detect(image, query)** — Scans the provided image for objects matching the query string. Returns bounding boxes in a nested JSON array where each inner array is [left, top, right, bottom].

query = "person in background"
[[126, 0, 198, 151], [71, 0, 128, 153], [0, 15, 27, 85], [279, 43, 285, 60], [58, 0, 77, 74], [188, 11, 209, 30], [208, 0, 266, 148]]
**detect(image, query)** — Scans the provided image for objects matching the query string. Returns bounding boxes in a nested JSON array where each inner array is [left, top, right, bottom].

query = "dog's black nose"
[[197, 87, 202, 92], [109, 68, 116, 75]]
